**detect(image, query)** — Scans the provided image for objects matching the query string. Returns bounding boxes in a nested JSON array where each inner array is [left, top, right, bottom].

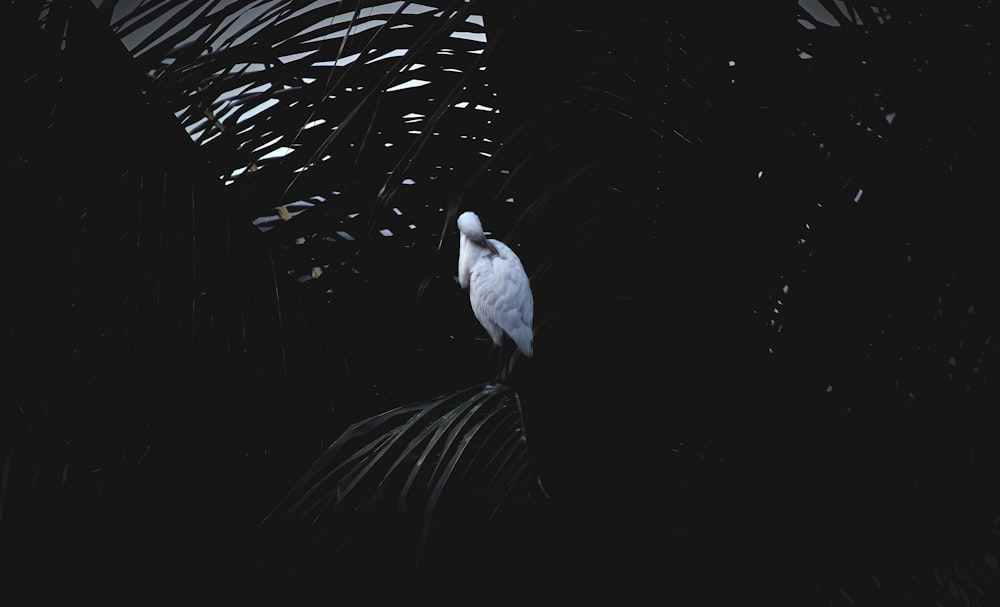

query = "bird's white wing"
[[470, 240, 534, 357]]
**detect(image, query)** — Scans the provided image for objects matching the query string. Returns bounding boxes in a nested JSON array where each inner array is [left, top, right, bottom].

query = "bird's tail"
[[508, 327, 533, 358]]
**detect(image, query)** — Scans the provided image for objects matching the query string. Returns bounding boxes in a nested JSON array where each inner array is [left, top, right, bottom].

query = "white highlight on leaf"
[[450, 31, 486, 42], [386, 78, 431, 92], [253, 135, 283, 152], [260, 146, 295, 160], [366, 48, 408, 64], [237, 98, 279, 123], [313, 52, 361, 67]]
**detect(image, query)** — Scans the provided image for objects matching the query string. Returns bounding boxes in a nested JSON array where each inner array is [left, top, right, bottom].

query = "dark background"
[[3, 1, 999, 604]]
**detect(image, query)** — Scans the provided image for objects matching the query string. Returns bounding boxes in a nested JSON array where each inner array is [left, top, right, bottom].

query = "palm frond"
[[258, 382, 543, 569], [106, 0, 513, 314], [111, 1, 493, 198]]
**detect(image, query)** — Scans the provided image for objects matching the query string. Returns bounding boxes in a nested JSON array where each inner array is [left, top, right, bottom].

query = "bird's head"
[[457, 211, 499, 255]]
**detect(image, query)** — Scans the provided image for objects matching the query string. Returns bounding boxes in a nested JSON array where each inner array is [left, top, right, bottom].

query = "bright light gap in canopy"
[[110, 1, 442, 52], [108, 0, 495, 238], [132, 1, 490, 159]]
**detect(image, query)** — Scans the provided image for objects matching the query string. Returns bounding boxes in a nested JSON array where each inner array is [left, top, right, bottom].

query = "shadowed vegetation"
[[3, 0, 999, 603]]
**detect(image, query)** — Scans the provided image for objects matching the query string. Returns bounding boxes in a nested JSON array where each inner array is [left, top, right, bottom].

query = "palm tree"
[[3, 0, 999, 604]]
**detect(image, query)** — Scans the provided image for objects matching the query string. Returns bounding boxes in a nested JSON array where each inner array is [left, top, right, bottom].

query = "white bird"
[[457, 211, 534, 382]]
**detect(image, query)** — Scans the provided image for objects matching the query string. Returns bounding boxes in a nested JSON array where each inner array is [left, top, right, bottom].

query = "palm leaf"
[[105, 1, 517, 328], [258, 382, 543, 569], [110, 1, 494, 198]]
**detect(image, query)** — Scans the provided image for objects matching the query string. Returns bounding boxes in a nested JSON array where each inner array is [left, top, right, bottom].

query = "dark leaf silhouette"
[[4, 0, 1000, 604], [258, 382, 543, 572]]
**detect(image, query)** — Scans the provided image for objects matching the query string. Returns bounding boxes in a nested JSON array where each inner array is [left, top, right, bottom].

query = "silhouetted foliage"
[[3, 1, 999, 604]]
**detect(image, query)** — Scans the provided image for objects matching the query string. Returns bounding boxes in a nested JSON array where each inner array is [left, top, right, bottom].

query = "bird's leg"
[[495, 338, 508, 383]]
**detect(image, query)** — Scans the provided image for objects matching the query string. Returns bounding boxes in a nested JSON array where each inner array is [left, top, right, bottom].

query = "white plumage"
[[457, 211, 533, 378]]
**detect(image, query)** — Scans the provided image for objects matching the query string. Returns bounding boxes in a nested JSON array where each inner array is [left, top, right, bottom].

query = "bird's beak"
[[481, 238, 499, 256]]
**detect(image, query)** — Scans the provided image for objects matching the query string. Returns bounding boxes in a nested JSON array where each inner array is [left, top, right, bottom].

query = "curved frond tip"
[[258, 382, 543, 568]]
